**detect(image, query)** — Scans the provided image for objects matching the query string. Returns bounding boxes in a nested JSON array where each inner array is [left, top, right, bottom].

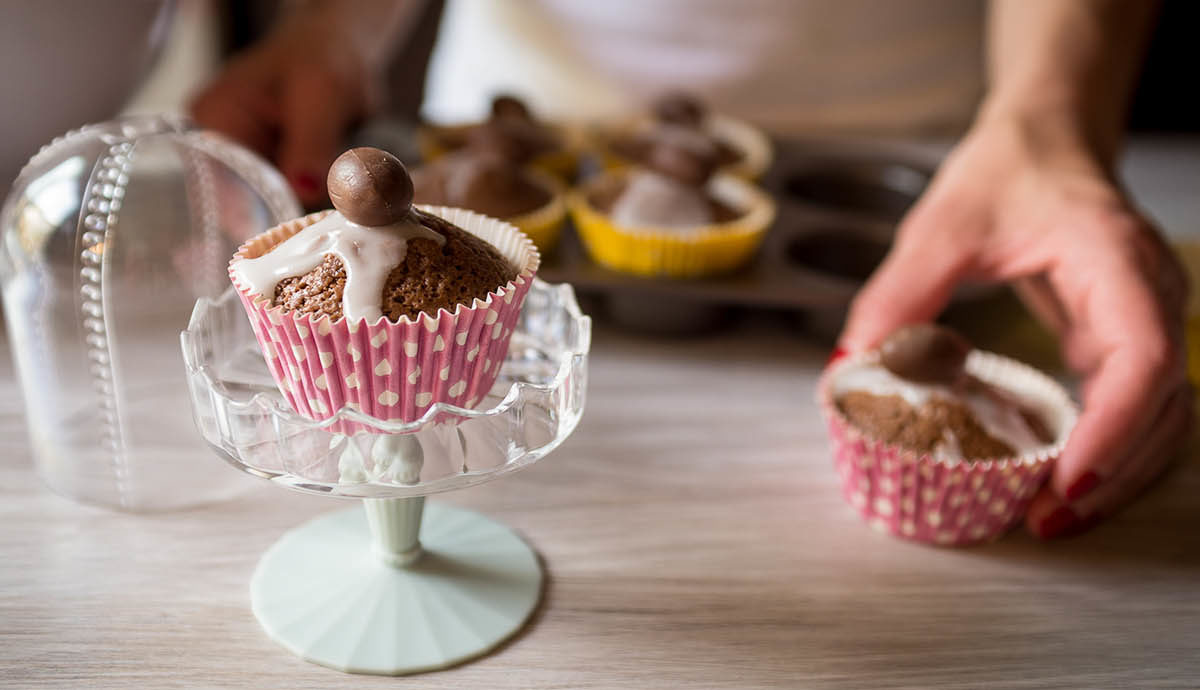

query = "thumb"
[[277, 67, 363, 207], [838, 198, 978, 352]]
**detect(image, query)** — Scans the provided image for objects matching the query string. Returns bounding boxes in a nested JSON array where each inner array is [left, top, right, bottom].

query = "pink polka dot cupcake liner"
[[818, 350, 1078, 546], [230, 207, 540, 433]]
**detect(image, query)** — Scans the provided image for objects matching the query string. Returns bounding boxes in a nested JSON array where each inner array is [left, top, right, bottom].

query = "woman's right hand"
[[190, 4, 391, 207], [839, 111, 1192, 539]]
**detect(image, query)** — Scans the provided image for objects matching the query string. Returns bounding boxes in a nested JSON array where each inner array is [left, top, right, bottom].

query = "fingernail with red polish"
[[292, 172, 321, 197], [1036, 505, 1080, 539], [826, 346, 848, 367], [1065, 471, 1101, 502]]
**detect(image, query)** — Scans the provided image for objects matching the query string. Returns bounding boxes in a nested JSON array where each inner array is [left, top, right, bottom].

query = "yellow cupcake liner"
[[416, 122, 581, 182], [709, 114, 773, 181], [567, 171, 775, 278], [508, 169, 567, 255], [588, 113, 773, 182]]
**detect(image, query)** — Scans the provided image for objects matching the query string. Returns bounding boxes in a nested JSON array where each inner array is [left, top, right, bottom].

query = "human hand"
[[838, 113, 1192, 539], [190, 6, 381, 207]]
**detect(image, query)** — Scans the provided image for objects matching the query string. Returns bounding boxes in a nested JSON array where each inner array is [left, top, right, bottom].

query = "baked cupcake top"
[[412, 125, 552, 220], [594, 138, 740, 229], [230, 147, 516, 323], [832, 325, 1053, 460], [428, 94, 562, 161], [611, 92, 745, 169]]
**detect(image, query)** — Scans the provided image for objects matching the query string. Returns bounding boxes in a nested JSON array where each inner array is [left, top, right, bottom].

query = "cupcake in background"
[[819, 325, 1078, 546], [595, 91, 773, 181], [228, 147, 540, 429], [568, 136, 775, 278], [412, 121, 567, 254], [417, 93, 579, 182]]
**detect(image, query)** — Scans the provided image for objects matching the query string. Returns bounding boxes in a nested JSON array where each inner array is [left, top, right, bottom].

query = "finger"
[[1040, 219, 1188, 487], [1026, 383, 1193, 538], [277, 68, 362, 207], [1053, 347, 1180, 499], [1072, 383, 1192, 511], [838, 199, 978, 351]]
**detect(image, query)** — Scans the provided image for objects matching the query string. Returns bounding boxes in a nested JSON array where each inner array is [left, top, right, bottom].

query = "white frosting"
[[231, 211, 447, 322], [609, 171, 713, 229], [833, 362, 1047, 459]]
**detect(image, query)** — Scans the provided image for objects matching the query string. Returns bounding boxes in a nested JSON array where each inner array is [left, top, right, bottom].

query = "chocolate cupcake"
[[412, 127, 567, 253], [819, 325, 1077, 546], [417, 94, 579, 182], [568, 137, 774, 278], [229, 147, 540, 427], [596, 91, 772, 181]]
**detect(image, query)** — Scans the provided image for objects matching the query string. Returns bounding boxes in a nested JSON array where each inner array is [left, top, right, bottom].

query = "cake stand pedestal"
[[251, 497, 541, 674], [182, 279, 589, 675]]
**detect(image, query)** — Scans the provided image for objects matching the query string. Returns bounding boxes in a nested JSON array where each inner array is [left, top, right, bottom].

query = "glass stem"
[[363, 497, 425, 567]]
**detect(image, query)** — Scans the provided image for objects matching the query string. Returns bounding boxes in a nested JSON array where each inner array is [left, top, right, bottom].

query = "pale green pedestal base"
[[250, 500, 543, 675]]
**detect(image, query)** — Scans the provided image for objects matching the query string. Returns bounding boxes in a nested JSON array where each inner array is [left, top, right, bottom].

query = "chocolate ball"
[[327, 147, 414, 226], [491, 94, 532, 122], [880, 324, 972, 385], [654, 92, 706, 127], [646, 140, 719, 187]]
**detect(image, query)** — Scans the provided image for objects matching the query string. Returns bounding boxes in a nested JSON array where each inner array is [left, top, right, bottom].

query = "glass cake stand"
[[180, 279, 590, 675]]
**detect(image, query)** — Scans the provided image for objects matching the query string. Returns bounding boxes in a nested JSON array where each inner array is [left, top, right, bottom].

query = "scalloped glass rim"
[[182, 279, 588, 433], [181, 278, 590, 498]]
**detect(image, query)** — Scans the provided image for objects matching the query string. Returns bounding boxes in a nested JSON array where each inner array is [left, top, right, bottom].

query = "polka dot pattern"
[[232, 211, 539, 434], [818, 352, 1076, 547], [825, 410, 1054, 546]]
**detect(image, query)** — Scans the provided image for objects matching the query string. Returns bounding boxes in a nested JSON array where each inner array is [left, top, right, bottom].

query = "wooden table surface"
[[3, 140, 1200, 689], [3, 315, 1200, 689]]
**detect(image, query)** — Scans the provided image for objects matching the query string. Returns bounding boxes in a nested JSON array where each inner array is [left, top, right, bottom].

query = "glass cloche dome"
[[0, 114, 302, 511]]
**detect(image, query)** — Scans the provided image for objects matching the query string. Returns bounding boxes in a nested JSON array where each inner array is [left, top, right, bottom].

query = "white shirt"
[[422, 0, 985, 136]]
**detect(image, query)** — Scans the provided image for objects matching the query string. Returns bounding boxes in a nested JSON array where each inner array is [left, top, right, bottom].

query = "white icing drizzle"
[[231, 211, 446, 322], [833, 365, 939, 408], [833, 362, 1047, 458], [609, 171, 714, 229]]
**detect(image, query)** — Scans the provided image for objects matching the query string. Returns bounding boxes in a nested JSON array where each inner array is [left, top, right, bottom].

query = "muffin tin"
[[353, 122, 954, 333], [540, 139, 941, 332]]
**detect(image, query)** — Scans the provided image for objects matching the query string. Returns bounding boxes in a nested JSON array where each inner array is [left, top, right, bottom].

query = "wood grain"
[[1, 308, 1199, 690]]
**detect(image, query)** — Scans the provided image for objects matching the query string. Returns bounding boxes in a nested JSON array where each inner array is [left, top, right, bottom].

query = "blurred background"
[[3, 0, 1196, 193], [1, 0, 1197, 345]]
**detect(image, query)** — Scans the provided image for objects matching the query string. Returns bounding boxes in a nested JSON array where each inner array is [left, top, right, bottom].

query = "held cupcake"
[[818, 325, 1078, 546], [228, 147, 540, 429], [596, 91, 773, 181], [568, 138, 775, 278], [412, 123, 567, 254], [417, 94, 579, 182]]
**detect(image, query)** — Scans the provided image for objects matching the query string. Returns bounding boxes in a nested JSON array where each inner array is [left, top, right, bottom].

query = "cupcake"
[[819, 325, 1077, 546], [568, 137, 775, 278], [412, 123, 567, 254], [597, 92, 772, 181], [418, 94, 579, 182], [228, 147, 540, 429]]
